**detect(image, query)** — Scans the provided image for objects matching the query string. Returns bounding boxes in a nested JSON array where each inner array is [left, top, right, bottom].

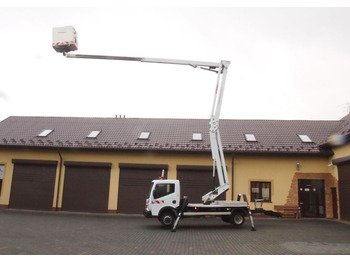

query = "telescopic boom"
[[53, 26, 230, 204]]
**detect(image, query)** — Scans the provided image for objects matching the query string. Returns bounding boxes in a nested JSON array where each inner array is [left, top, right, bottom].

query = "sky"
[[0, 1, 350, 121]]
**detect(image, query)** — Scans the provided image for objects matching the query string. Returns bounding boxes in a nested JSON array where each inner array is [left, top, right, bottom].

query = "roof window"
[[298, 134, 312, 143], [37, 129, 54, 137], [87, 130, 101, 138], [139, 132, 150, 140], [192, 133, 202, 141], [245, 134, 257, 142]]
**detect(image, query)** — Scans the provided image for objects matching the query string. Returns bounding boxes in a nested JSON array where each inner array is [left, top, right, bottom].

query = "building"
[[0, 114, 349, 220]]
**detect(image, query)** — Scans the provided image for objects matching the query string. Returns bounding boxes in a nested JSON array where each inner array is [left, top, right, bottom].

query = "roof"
[[337, 113, 350, 137], [0, 115, 344, 155]]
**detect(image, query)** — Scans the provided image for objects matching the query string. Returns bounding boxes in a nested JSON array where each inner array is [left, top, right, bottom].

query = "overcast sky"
[[0, 3, 349, 121]]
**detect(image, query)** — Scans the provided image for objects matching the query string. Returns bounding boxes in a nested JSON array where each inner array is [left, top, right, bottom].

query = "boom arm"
[[64, 53, 230, 204], [202, 60, 230, 203]]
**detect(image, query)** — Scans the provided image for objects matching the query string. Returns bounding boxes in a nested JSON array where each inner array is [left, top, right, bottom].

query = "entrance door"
[[337, 163, 350, 221], [298, 179, 325, 218]]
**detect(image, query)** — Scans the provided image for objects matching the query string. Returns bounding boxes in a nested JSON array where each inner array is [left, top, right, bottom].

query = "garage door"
[[118, 164, 168, 214], [62, 162, 111, 213], [177, 165, 225, 203], [338, 163, 350, 221], [10, 159, 57, 211]]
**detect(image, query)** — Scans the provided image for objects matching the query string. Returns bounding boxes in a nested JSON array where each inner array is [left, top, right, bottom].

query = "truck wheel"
[[230, 211, 245, 227], [159, 212, 175, 227]]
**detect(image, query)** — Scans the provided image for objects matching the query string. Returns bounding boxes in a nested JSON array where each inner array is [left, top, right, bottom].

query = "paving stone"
[[0, 209, 349, 255]]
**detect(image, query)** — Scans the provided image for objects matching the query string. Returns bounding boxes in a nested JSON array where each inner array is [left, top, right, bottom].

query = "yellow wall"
[[0, 148, 218, 212], [329, 143, 350, 219], [233, 154, 333, 211], [332, 143, 350, 160], [0, 147, 337, 217]]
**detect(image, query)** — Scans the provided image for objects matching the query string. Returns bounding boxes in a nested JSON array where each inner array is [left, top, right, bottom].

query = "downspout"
[[231, 153, 234, 200], [56, 150, 63, 211]]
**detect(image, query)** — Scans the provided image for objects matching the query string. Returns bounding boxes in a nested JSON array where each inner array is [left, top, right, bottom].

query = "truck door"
[[151, 183, 177, 214]]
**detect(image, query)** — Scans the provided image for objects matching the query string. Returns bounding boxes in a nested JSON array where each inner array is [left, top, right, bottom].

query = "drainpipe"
[[56, 150, 63, 211], [231, 153, 234, 200]]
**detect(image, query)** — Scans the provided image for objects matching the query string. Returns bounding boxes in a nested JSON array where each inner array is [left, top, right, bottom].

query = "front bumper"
[[143, 210, 152, 218]]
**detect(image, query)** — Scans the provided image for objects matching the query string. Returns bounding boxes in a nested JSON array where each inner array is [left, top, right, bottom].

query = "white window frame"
[[245, 134, 257, 142], [87, 130, 101, 138], [139, 132, 151, 140], [37, 129, 54, 137], [192, 133, 202, 141], [298, 134, 312, 143]]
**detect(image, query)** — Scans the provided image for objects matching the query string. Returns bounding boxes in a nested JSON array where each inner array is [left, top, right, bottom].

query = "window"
[[139, 132, 150, 140], [251, 181, 271, 202], [87, 130, 101, 138], [245, 134, 257, 142], [298, 134, 312, 143], [153, 183, 175, 199], [192, 133, 202, 141], [0, 165, 4, 196], [37, 129, 54, 137]]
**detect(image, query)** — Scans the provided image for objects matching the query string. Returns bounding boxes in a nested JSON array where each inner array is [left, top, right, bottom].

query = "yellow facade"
[[233, 154, 335, 211], [0, 148, 215, 212], [1, 145, 344, 219]]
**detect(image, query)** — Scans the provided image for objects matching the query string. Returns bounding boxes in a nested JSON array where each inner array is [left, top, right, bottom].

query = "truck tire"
[[159, 212, 175, 227], [230, 211, 245, 227]]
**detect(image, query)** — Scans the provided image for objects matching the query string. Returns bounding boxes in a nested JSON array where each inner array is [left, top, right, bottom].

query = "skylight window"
[[245, 134, 257, 142], [298, 134, 312, 143], [192, 133, 202, 141], [37, 129, 54, 137], [139, 132, 150, 140], [87, 130, 101, 138]]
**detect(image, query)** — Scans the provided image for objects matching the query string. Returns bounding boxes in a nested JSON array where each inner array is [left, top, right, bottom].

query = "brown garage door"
[[338, 163, 350, 221], [62, 162, 111, 213], [177, 165, 225, 203], [10, 159, 57, 211], [118, 164, 168, 214]]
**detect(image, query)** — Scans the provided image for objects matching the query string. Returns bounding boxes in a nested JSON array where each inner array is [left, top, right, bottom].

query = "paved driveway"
[[0, 209, 349, 255]]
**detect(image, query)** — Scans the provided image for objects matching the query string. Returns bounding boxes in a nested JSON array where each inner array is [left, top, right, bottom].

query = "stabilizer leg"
[[243, 194, 256, 231], [171, 196, 188, 232]]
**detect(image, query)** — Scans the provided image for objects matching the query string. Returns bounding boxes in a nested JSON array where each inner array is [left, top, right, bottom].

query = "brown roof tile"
[[0, 116, 343, 155]]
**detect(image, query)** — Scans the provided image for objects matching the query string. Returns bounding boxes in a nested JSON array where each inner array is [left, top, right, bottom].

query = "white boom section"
[[64, 53, 230, 204], [65, 54, 220, 69], [202, 60, 231, 203]]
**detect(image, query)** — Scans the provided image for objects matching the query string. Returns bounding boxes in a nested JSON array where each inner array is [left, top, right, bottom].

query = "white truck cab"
[[144, 179, 181, 226]]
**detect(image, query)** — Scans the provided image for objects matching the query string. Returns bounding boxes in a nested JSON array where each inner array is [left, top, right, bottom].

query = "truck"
[[53, 26, 257, 232], [142, 59, 257, 232]]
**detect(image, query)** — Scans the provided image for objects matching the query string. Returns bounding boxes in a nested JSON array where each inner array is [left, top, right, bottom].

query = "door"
[[118, 164, 168, 214], [338, 163, 350, 221], [62, 162, 111, 213], [10, 160, 57, 211], [298, 179, 325, 218], [177, 165, 225, 203], [331, 187, 338, 219]]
